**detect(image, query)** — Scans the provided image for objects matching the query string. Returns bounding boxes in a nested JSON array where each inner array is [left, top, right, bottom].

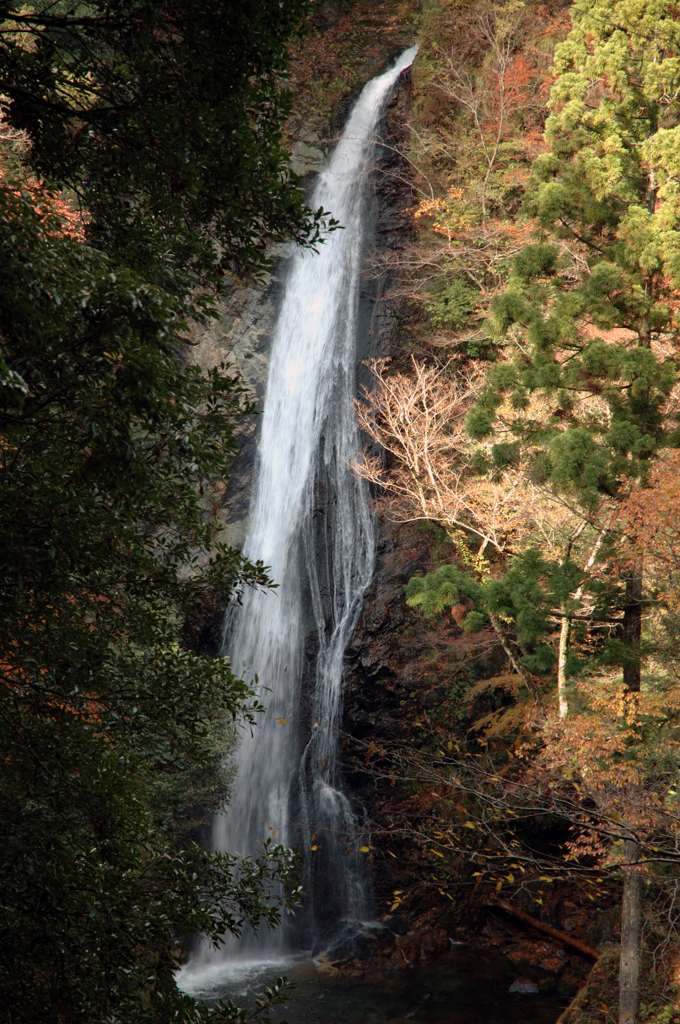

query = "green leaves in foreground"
[[0, 178, 293, 1022], [0, 0, 331, 288]]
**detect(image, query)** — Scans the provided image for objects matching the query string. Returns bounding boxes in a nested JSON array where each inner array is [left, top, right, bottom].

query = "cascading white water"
[[201, 45, 417, 966]]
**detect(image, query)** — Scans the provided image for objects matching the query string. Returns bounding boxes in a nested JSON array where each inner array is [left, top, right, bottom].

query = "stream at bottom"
[[179, 946, 568, 1024]]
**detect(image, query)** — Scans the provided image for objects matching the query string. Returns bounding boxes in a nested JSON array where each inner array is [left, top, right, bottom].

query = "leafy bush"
[[423, 278, 479, 330]]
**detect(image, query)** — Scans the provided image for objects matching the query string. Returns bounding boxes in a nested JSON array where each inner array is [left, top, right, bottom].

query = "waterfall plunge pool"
[[178, 946, 568, 1024]]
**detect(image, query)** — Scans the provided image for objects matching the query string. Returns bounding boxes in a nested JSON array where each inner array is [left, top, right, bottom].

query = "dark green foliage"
[[458, 1, 680, 687], [511, 242, 560, 282], [0, 0, 331, 287], [461, 610, 486, 633], [406, 564, 482, 619], [423, 278, 480, 331], [0, 176, 302, 1022], [490, 441, 520, 469], [406, 548, 619, 679], [477, 236, 678, 505], [466, 403, 495, 441], [0, 0, 327, 1015]]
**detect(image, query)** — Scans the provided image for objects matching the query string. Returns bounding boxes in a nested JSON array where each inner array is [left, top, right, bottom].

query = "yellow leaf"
[[431, 849, 445, 858], [506, 873, 514, 884], [495, 881, 503, 892], [360, 846, 371, 853], [310, 845, 318, 851], [276, 718, 287, 724], [388, 850, 397, 858]]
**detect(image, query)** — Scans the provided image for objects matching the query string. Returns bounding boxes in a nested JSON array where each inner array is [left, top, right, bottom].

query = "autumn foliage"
[[357, 2, 680, 1021]]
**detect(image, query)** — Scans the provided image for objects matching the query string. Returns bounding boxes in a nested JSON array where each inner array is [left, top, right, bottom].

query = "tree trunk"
[[490, 898, 600, 959], [619, 838, 643, 1024], [557, 525, 605, 718], [557, 608, 569, 718], [487, 608, 539, 701], [622, 562, 643, 693]]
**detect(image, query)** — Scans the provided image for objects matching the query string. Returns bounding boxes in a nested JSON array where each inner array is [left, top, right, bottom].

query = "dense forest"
[[353, 3, 680, 1024], [2, 2, 680, 1024]]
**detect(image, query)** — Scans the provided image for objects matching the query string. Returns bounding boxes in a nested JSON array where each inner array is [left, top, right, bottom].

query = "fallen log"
[[487, 898, 600, 960]]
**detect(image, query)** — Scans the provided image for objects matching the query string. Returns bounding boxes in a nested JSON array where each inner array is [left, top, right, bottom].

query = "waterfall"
[[202, 45, 417, 966]]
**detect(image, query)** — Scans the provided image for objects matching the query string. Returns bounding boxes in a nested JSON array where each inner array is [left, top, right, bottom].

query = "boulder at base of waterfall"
[[509, 979, 540, 995]]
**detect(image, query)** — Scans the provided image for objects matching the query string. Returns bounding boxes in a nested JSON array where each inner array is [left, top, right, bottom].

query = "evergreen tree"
[[466, 0, 680, 693], [457, 5, 680, 1020]]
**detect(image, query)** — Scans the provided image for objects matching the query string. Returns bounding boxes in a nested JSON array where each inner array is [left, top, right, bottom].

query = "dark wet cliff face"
[[358, 68, 415, 360]]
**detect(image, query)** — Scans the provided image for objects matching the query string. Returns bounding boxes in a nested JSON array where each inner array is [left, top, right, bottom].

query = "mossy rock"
[[558, 947, 619, 1024]]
